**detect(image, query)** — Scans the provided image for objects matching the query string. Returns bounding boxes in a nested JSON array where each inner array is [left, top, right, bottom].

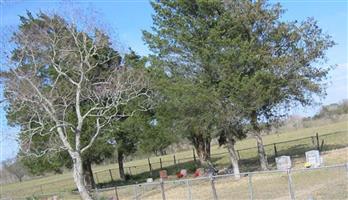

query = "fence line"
[[94, 130, 347, 184], [3, 163, 347, 199], [87, 164, 348, 191], [93, 163, 348, 200], [2, 131, 345, 199]]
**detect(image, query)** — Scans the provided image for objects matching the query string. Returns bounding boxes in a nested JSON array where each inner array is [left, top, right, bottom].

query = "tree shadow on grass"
[[96, 160, 206, 189], [220, 142, 348, 173], [96, 142, 348, 189], [274, 143, 348, 159]]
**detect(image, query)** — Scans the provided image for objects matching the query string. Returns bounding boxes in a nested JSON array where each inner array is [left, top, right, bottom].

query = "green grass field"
[[1, 118, 347, 199]]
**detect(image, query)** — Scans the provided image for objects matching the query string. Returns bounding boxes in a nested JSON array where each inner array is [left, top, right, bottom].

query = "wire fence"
[[1, 131, 347, 199], [94, 131, 348, 184], [95, 163, 348, 200], [13, 163, 347, 200]]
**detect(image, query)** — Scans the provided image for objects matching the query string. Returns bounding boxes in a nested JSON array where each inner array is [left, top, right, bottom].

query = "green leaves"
[[144, 0, 334, 139]]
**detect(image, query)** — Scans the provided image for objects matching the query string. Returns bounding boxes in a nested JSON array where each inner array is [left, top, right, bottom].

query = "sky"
[[0, 0, 347, 162]]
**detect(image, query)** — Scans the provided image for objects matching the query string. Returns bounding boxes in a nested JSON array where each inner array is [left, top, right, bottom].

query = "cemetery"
[[0, 0, 347, 199]]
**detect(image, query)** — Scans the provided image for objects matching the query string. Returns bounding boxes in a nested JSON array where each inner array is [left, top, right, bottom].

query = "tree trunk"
[[72, 153, 93, 200], [251, 111, 269, 170], [154, 150, 159, 156], [118, 151, 125, 180], [195, 145, 210, 165], [225, 136, 240, 179], [83, 160, 95, 190], [255, 133, 269, 170], [159, 148, 166, 156], [191, 134, 212, 166]]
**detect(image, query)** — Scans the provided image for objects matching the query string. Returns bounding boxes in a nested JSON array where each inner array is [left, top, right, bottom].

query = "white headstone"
[[275, 156, 292, 170], [146, 178, 153, 183], [305, 150, 321, 168]]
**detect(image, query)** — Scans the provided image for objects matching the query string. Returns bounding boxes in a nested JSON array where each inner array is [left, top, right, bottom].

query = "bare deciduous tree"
[[1, 12, 150, 200], [2, 158, 27, 182]]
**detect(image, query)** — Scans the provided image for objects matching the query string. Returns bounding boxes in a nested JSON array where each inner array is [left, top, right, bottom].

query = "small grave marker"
[[159, 169, 168, 179], [180, 169, 187, 177], [194, 168, 204, 177], [146, 178, 153, 183], [305, 150, 321, 168], [275, 156, 292, 170]]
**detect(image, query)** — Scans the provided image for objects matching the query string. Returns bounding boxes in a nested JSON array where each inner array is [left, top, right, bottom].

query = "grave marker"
[[275, 156, 292, 170], [305, 150, 321, 168]]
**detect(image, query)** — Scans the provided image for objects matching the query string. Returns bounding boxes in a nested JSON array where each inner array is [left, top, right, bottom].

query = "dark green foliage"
[[139, 127, 176, 156], [110, 115, 142, 158], [21, 153, 68, 175], [2, 0, 335, 186], [216, 1, 334, 122], [145, 0, 334, 121], [123, 50, 179, 156], [143, 1, 227, 164], [25, 196, 40, 200], [143, 0, 334, 169]]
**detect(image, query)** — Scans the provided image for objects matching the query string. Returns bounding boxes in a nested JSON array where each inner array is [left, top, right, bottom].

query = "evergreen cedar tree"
[[143, 0, 334, 171]]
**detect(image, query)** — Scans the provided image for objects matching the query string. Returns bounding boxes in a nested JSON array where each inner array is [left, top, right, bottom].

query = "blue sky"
[[0, 0, 347, 162]]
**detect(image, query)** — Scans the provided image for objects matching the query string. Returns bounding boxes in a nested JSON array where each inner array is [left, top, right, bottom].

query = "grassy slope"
[[96, 119, 348, 171], [1, 119, 347, 198], [76, 148, 348, 200]]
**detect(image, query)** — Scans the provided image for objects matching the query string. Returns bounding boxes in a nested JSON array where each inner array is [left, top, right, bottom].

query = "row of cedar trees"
[[2, 0, 334, 199]]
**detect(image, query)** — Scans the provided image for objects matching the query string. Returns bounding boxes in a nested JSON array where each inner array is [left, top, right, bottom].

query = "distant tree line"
[[1, 158, 27, 183], [312, 100, 348, 119]]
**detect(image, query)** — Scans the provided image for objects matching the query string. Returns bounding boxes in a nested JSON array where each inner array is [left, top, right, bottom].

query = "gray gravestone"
[[305, 150, 321, 168], [275, 156, 292, 170]]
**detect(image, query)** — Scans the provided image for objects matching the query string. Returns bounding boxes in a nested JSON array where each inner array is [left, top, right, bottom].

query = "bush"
[[26, 196, 39, 200]]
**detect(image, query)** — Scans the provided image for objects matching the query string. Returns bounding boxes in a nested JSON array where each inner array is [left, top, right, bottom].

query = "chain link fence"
[[91, 163, 348, 200], [1, 164, 347, 199], [1, 131, 347, 199]]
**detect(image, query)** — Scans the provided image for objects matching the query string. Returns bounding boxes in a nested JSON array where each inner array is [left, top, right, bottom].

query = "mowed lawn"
[[106, 155, 347, 200], [1, 118, 347, 199], [47, 148, 348, 200]]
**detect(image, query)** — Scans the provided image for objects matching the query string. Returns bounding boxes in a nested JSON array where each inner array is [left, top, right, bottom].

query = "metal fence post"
[[134, 184, 138, 200], [210, 176, 218, 200], [248, 173, 254, 200], [160, 178, 166, 200], [316, 132, 320, 150], [287, 169, 296, 200], [320, 139, 325, 151], [95, 186, 100, 200], [109, 169, 114, 181], [186, 179, 192, 200], [274, 143, 278, 157], [193, 149, 196, 162], [114, 186, 119, 200], [148, 158, 153, 177]]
